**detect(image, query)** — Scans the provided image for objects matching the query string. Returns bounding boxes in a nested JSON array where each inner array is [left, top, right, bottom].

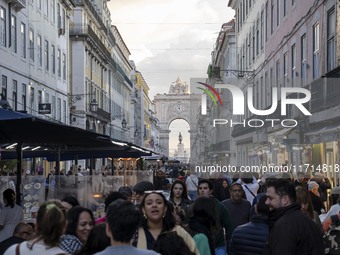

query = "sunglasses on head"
[[144, 190, 163, 194]]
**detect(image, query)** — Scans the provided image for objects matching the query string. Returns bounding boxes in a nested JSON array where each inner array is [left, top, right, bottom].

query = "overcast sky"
[[108, 1, 235, 155]]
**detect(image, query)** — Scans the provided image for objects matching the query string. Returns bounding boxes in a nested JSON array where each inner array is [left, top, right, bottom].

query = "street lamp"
[[112, 114, 127, 129], [89, 99, 98, 112], [199, 124, 204, 133], [134, 128, 139, 137], [122, 119, 127, 129]]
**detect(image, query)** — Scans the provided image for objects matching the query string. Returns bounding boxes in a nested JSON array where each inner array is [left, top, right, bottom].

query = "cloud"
[[108, 1, 234, 154], [108, 0, 235, 98]]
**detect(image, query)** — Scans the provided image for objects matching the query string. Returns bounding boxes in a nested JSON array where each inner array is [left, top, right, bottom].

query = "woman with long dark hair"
[[0, 189, 23, 242], [187, 196, 217, 255], [134, 191, 199, 254], [60, 206, 95, 254], [169, 180, 192, 222]]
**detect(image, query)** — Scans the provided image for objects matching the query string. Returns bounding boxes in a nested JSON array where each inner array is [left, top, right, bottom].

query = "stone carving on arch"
[[154, 77, 202, 160]]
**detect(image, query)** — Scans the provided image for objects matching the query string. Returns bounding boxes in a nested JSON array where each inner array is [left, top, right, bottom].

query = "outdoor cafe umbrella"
[[0, 108, 113, 203]]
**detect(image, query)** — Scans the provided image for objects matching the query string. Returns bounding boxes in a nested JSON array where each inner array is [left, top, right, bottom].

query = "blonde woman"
[[4, 200, 67, 254]]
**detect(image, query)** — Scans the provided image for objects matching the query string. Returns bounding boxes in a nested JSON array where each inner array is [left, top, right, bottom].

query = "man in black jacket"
[[264, 178, 324, 255], [229, 194, 269, 255]]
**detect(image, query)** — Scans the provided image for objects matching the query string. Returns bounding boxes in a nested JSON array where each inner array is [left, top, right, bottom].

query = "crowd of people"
[[0, 169, 338, 254]]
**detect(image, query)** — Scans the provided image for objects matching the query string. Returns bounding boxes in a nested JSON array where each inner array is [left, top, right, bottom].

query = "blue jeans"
[[188, 190, 197, 201], [215, 246, 227, 255]]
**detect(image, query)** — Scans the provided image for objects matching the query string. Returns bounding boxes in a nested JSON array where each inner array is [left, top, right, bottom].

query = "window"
[[13, 80, 17, 110], [0, 7, 6, 46], [37, 0, 41, 11], [276, 60, 280, 97], [252, 27, 255, 60], [283, 52, 288, 87], [256, 19, 259, 55], [37, 35, 42, 66], [38, 90, 42, 104], [62, 53, 66, 80], [313, 22, 320, 79], [276, 0, 280, 26], [2, 75, 7, 98], [327, 7, 335, 72], [51, 45, 55, 74], [11, 15, 17, 53], [29, 28, 34, 61], [30, 87, 34, 114], [270, 68, 273, 105], [264, 71, 268, 107], [284, 0, 287, 17], [44, 0, 48, 16], [57, 49, 61, 77], [57, 3, 61, 28], [265, 2, 268, 41], [291, 44, 296, 87], [51, 0, 55, 23], [237, 8, 240, 32], [52, 95, 56, 119], [260, 76, 264, 108], [245, 39, 248, 67], [271, 0, 274, 34], [45, 92, 49, 103], [62, 9, 65, 29], [57, 98, 61, 121], [63, 100, 66, 123], [44, 40, 49, 71], [301, 34, 307, 87], [20, 23, 26, 58], [22, 83, 26, 111], [260, 10, 264, 49]]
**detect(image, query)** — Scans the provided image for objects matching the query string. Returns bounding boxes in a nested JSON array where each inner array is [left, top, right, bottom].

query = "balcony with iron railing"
[[70, 25, 111, 58], [6, 0, 25, 10], [209, 140, 230, 152], [310, 77, 340, 113], [108, 58, 133, 88], [72, 0, 107, 33]]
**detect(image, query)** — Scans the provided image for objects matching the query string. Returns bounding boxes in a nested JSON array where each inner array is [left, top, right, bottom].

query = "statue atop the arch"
[[168, 77, 189, 94], [179, 132, 182, 144]]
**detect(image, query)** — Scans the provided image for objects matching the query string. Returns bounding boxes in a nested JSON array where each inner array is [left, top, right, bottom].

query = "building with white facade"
[[225, 0, 339, 180], [0, 0, 73, 172]]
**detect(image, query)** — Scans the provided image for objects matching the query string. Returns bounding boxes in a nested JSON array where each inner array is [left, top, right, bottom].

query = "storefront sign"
[[38, 103, 51, 114]]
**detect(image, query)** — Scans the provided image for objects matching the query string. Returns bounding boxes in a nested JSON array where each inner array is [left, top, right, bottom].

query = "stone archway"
[[154, 77, 201, 162]]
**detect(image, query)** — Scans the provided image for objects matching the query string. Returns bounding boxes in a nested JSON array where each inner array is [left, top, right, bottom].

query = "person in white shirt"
[[237, 172, 259, 204], [186, 171, 199, 201]]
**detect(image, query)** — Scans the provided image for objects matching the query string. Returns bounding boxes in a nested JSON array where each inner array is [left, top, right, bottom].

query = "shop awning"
[[0, 108, 152, 202], [267, 127, 295, 143], [0, 109, 152, 158], [0, 108, 113, 148], [304, 125, 340, 144]]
